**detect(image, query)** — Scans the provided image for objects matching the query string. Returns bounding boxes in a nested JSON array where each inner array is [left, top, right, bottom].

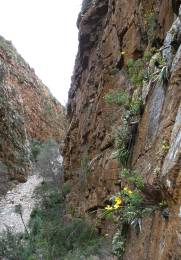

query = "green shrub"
[[30, 139, 43, 161], [143, 12, 156, 42], [104, 90, 129, 106], [113, 125, 130, 167], [121, 168, 144, 189], [104, 89, 142, 120], [129, 96, 143, 117], [112, 230, 126, 259], [127, 49, 156, 88], [127, 59, 145, 87], [0, 187, 107, 260], [114, 145, 129, 167], [29, 190, 105, 259], [104, 163, 166, 258]]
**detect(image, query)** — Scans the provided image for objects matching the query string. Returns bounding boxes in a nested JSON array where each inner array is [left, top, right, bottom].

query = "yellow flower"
[[114, 203, 121, 209], [120, 51, 126, 55], [105, 205, 113, 210], [123, 187, 133, 195], [113, 197, 122, 209], [115, 197, 122, 205], [123, 187, 129, 192]]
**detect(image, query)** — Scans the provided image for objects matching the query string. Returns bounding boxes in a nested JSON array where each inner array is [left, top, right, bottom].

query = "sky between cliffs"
[[0, 0, 82, 105]]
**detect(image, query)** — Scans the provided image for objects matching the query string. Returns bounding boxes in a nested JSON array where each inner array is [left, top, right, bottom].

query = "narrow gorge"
[[0, 0, 181, 259]]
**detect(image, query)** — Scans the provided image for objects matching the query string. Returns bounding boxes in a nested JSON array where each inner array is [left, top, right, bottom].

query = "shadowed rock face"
[[63, 0, 181, 259], [147, 85, 165, 141], [0, 36, 66, 195]]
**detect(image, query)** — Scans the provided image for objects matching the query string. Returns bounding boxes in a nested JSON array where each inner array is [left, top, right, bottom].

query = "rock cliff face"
[[64, 0, 181, 259], [0, 36, 65, 195]]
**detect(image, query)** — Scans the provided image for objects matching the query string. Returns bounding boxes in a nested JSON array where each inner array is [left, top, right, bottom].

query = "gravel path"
[[0, 174, 43, 233]]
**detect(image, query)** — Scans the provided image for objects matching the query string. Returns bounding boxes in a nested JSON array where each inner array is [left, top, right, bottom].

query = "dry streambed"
[[0, 173, 43, 233]]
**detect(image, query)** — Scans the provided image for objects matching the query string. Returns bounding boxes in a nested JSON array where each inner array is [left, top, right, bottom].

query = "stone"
[[63, 0, 181, 259], [0, 35, 66, 191]]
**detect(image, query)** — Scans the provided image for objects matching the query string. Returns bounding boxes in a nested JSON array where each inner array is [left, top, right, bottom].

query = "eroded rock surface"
[[0, 36, 66, 195], [64, 0, 181, 259]]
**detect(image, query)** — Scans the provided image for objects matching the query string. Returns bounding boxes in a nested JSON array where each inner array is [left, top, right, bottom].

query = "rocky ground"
[[0, 141, 63, 235], [0, 172, 43, 233]]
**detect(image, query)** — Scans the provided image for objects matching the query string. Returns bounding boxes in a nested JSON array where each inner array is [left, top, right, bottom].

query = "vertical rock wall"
[[64, 0, 181, 259], [0, 36, 66, 195]]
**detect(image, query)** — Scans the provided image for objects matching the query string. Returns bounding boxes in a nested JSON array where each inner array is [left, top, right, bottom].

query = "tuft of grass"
[[127, 59, 145, 88], [129, 96, 143, 117], [112, 229, 126, 259], [114, 145, 129, 167], [104, 90, 129, 106], [104, 89, 142, 121], [127, 48, 157, 88], [143, 11, 156, 43], [114, 126, 130, 167], [121, 168, 144, 190]]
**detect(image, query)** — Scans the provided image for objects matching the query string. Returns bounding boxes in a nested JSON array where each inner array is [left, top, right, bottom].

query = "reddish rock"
[[64, 0, 181, 259], [0, 36, 66, 195]]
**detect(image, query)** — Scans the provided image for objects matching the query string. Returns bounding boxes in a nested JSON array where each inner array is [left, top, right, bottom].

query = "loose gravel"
[[0, 174, 43, 233]]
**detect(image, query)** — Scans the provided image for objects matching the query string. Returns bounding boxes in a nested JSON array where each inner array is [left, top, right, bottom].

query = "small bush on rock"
[[104, 90, 129, 106]]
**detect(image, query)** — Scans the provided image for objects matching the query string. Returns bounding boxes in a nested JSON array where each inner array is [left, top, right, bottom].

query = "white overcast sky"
[[0, 0, 82, 105]]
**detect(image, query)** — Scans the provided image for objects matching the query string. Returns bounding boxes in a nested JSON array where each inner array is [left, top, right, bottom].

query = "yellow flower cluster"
[[123, 186, 133, 195], [105, 196, 122, 210], [105, 205, 113, 210], [105, 188, 133, 211]]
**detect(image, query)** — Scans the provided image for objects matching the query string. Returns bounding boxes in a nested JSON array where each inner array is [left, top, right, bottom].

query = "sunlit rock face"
[[64, 0, 181, 259], [0, 36, 66, 195]]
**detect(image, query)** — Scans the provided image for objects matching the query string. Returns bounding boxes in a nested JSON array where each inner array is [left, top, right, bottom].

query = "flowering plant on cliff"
[[104, 186, 144, 225], [105, 196, 123, 211]]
